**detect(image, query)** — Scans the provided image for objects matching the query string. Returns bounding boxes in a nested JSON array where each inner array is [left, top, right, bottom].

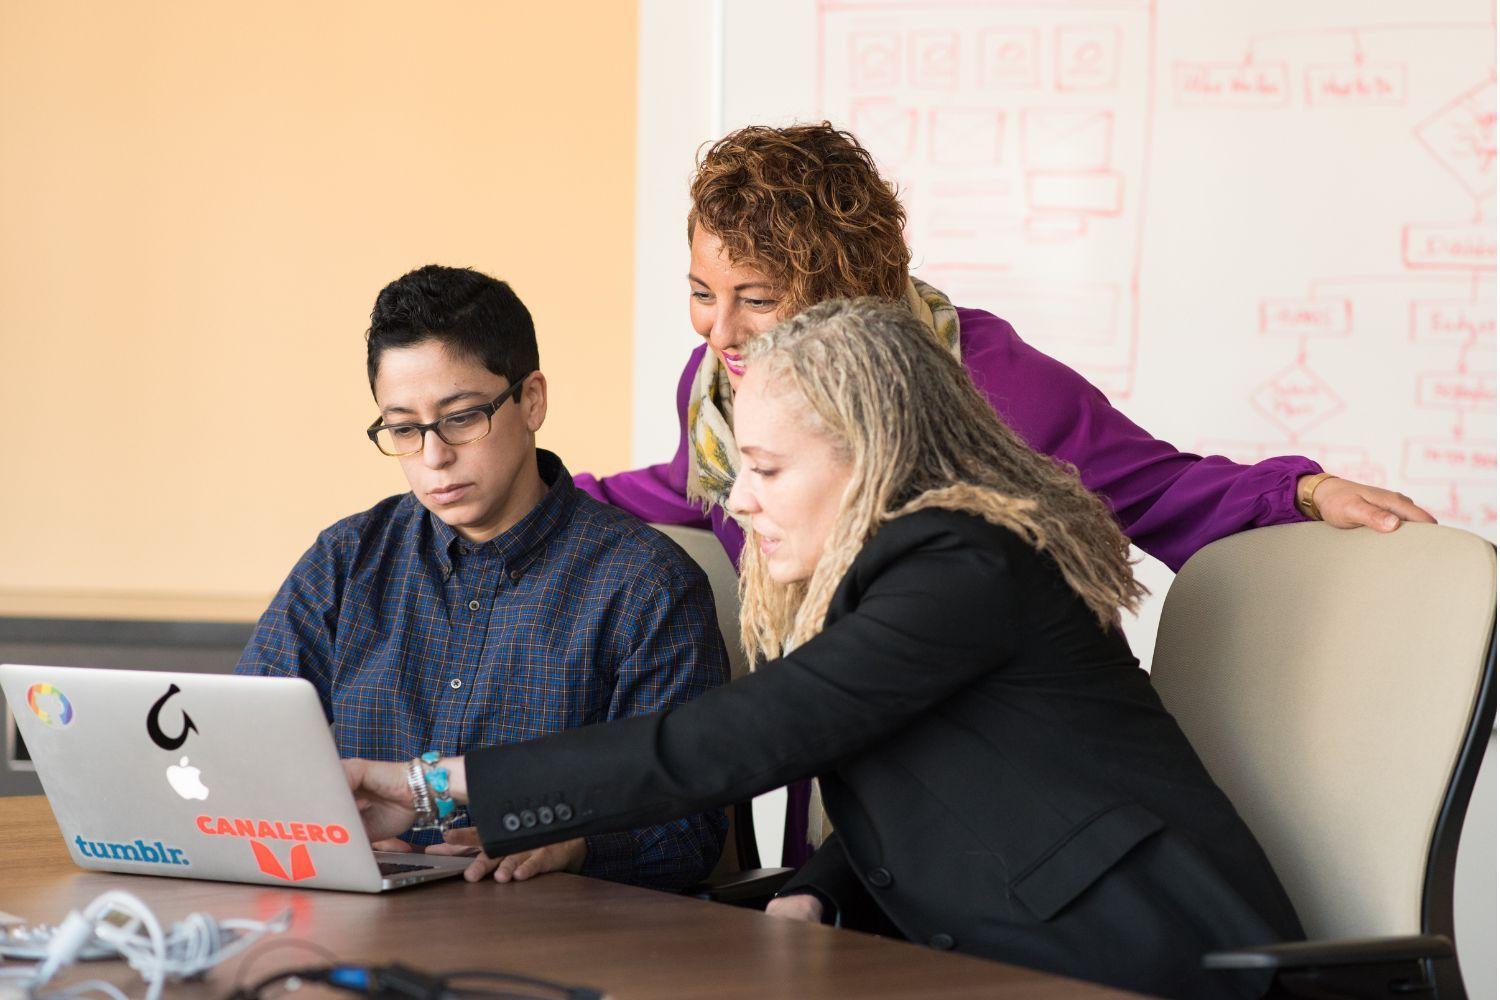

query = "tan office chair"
[[1151, 522, 1496, 999], [651, 524, 793, 904]]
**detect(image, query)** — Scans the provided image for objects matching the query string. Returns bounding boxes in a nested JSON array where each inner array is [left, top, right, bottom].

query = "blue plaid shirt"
[[235, 450, 729, 890]]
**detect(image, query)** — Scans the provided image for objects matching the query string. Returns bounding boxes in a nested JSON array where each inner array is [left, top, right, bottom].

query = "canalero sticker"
[[196, 815, 353, 883]]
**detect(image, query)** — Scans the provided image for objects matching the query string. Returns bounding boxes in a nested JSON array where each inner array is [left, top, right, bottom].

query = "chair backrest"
[[1150, 522, 1495, 942], [651, 524, 759, 876], [652, 524, 749, 682]]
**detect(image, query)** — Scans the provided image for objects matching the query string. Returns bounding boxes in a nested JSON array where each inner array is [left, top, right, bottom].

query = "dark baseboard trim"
[[0, 617, 254, 649]]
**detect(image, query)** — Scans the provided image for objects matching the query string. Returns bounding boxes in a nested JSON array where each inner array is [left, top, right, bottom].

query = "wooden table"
[[0, 796, 1140, 999]]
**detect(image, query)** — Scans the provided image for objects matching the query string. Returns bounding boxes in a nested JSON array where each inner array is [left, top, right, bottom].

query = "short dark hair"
[[366, 265, 538, 393]]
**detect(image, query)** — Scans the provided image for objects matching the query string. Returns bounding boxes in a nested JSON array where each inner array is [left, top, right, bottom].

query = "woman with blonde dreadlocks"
[[574, 121, 1435, 869], [344, 300, 1304, 1000]]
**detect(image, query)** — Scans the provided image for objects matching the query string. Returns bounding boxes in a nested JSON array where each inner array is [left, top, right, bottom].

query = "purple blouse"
[[576, 306, 1321, 573], [575, 306, 1322, 869]]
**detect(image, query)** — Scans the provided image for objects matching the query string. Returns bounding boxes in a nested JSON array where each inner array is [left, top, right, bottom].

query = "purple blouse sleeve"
[[574, 345, 714, 530], [958, 307, 1322, 572]]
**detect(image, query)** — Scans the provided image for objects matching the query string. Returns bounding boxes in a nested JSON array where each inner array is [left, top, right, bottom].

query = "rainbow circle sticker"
[[27, 683, 74, 728]]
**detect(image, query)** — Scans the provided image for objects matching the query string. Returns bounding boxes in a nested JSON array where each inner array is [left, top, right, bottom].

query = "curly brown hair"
[[687, 123, 911, 316]]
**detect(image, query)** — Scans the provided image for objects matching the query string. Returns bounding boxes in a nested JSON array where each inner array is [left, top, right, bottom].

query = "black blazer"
[[466, 510, 1302, 999]]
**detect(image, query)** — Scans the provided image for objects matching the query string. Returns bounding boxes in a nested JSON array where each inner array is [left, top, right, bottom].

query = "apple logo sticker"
[[166, 756, 209, 801]]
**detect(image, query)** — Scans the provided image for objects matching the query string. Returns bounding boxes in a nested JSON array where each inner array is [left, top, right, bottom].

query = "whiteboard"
[[634, 0, 1495, 665]]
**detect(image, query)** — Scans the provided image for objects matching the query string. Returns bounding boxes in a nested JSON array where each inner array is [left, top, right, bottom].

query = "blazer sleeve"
[[776, 832, 869, 926], [464, 518, 1018, 858]]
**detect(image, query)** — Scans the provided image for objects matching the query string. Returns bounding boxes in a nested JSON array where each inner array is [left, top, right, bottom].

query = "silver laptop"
[[1, 663, 471, 892]]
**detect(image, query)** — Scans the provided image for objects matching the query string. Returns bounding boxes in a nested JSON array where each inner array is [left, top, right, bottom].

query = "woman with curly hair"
[[346, 299, 1304, 999], [573, 122, 1434, 866]]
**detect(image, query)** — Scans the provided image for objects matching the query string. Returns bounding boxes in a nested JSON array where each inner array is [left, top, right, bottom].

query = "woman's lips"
[[429, 484, 472, 505], [721, 353, 746, 377], [757, 535, 779, 556]]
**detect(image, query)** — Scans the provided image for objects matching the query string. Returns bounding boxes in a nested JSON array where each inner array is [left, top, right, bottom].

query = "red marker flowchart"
[[813, 2, 1493, 534], [1190, 21, 1494, 529]]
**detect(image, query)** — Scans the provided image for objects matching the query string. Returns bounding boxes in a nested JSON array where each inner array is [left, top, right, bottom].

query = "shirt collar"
[[427, 449, 577, 577]]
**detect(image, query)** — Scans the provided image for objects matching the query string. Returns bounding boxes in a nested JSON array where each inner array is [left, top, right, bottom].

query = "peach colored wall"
[[0, 2, 637, 618]]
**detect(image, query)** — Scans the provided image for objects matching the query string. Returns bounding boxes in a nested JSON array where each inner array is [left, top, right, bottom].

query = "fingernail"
[[1385, 516, 1398, 529]]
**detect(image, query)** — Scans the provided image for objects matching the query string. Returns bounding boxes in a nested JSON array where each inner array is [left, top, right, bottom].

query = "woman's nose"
[[422, 429, 456, 469], [726, 473, 755, 516], [707, 308, 741, 352]]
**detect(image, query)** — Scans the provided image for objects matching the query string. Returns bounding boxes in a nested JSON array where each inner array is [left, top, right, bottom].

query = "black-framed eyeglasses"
[[366, 376, 530, 457]]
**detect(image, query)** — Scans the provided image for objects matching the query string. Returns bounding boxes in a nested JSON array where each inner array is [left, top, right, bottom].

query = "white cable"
[[0, 891, 288, 1000]]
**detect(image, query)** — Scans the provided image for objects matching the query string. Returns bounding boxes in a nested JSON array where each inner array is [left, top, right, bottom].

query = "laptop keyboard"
[[378, 861, 436, 876]]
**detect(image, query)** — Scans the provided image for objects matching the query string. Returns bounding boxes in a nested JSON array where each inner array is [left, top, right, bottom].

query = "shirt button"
[[867, 867, 893, 888], [467, 599, 480, 611], [509, 570, 522, 582], [449, 678, 462, 690]]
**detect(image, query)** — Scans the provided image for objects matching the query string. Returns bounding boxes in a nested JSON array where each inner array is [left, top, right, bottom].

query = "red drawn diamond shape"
[[1250, 362, 1344, 438], [1414, 78, 1496, 198]]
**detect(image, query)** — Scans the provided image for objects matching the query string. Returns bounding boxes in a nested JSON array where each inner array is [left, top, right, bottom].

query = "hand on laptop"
[[342, 758, 418, 842], [430, 828, 587, 883]]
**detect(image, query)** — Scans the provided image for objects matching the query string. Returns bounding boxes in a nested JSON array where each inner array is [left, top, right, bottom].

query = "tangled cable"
[[0, 890, 289, 1000]]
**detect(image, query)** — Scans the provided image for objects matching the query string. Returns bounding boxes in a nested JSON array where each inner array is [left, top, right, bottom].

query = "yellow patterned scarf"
[[685, 277, 961, 513]]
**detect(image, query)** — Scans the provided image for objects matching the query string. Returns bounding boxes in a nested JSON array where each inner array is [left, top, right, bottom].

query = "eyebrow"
[[687, 273, 777, 293], [382, 389, 489, 417], [739, 445, 784, 459]]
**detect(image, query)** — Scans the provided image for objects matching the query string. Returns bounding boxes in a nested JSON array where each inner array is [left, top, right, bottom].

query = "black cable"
[[224, 965, 335, 1000], [439, 968, 603, 1000], [228, 937, 343, 998], [222, 962, 602, 1000]]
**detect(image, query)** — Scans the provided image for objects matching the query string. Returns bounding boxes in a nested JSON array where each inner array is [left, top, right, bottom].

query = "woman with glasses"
[[573, 122, 1436, 867], [345, 299, 1304, 999], [238, 264, 731, 892]]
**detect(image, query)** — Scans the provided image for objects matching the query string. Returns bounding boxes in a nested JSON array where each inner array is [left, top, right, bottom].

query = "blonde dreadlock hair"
[[737, 298, 1145, 663]]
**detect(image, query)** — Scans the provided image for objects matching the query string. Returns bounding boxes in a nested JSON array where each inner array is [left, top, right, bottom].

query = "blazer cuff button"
[[502, 813, 522, 832]]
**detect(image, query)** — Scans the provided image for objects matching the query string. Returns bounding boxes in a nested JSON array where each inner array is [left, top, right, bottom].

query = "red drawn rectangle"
[[1409, 300, 1497, 344], [1401, 438, 1497, 483], [1258, 299, 1353, 336], [1403, 222, 1497, 270], [1308, 446, 1387, 486], [928, 108, 1005, 166], [980, 27, 1039, 88], [1055, 25, 1121, 92], [1024, 214, 1088, 242], [1026, 171, 1123, 215], [1173, 62, 1290, 107], [909, 30, 961, 91], [1304, 63, 1407, 106], [850, 98, 918, 163], [1021, 109, 1113, 170], [1416, 372, 1497, 411], [849, 32, 902, 91]]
